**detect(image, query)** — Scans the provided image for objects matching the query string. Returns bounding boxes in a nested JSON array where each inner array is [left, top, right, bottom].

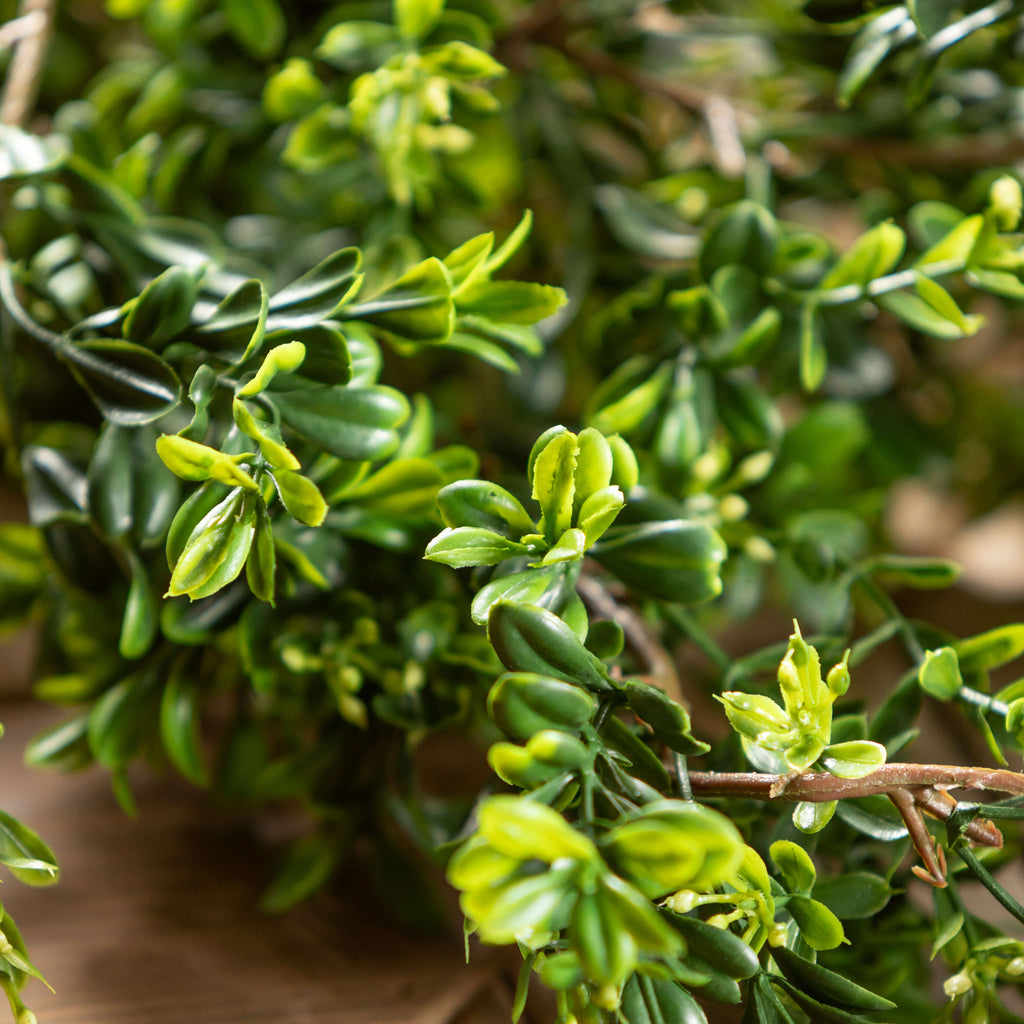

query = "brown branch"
[[1, 0, 55, 128], [690, 763, 1016, 886]]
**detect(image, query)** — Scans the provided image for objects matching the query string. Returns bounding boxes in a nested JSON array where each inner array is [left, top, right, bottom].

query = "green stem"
[[955, 842, 1024, 928]]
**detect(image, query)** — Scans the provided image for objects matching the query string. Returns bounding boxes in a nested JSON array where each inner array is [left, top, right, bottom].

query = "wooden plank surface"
[[0, 700, 514, 1024]]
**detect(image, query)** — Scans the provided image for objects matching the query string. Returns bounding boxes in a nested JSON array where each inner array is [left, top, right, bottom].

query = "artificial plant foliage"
[[5, 0, 1024, 1022]]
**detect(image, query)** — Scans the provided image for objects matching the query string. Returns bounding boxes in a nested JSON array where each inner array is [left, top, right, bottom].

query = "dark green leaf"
[[63, 339, 182, 425], [220, 0, 285, 58], [160, 661, 209, 786], [119, 550, 158, 659], [273, 384, 409, 461], [593, 520, 726, 605], [22, 445, 88, 527], [812, 873, 893, 919], [487, 601, 613, 691], [268, 248, 362, 328], [771, 946, 894, 1011], [623, 679, 709, 755], [620, 974, 707, 1024], [344, 258, 454, 345], [123, 266, 196, 347], [663, 913, 759, 979]]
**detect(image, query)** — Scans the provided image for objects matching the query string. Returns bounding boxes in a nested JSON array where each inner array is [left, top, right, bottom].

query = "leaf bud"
[[990, 174, 1023, 231], [1005, 956, 1024, 976], [826, 650, 851, 697], [717, 494, 749, 522], [943, 971, 973, 998]]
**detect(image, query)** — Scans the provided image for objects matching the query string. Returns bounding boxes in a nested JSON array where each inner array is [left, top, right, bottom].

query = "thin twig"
[[689, 763, 1017, 885], [1, 0, 56, 128]]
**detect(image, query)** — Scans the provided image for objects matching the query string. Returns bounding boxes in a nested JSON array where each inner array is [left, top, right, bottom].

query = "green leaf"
[[470, 563, 576, 625], [232, 399, 300, 470], [0, 124, 69, 179], [119, 550, 158, 659], [268, 248, 362, 328], [878, 289, 962, 339], [160, 662, 209, 786], [799, 301, 826, 391], [769, 975, 885, 1024], [167, 489, 255, 599], [861, 554, 961, 589], [195, 278, 268, 362], [601, 715, 672, 792], [273, 385, 410, 461], [912, 274, 982, 334], [345, 258, 454, 345], [424, 526, 530, 568], [123, 266, 196, 347], [272, 469, 327, 527], [606, 801, 745, 897], [487, 672, 596, 740], [812, 873, 892, 919], [261, 832, 342, 912], [455, 280, 565, 325], [700, 200, 779, 279], [0, 524, 46, 629], [836, 7, 914, 106], [918, 646, 962, 700], [663, 913, 759, 979], [600, 873, 682, 955], [820, 740, 886, 778], [88, 673, 154, 770], [623, 679, 709, 756], [742, 972, 796, 1024], [771, 946, 895, 1011], [157, 434, 258, 490], [771, 840, 817, 892], [531, 430, 578, 545], [437, 479, 535, 536], [444, 232, 494, 291], [236, 340, 306, 397], [220, 0, 285, 58], [821, 221, 905, 290], [477, 795, 596, 863], [22, 444, 88, 527], [464, 865, 575, 945], [593, 520, 726, 604], [487, 601, 613, 691], [395, 0, 444, 40], [340, 457, 444, 513], [571, 889, 637, 987], [620, 974, 707, 1024], [87, 424, 134, 538], [786, 894, 846, 950], [63, 339, 182, 425], [956, 624, 1024, 673], [245, 498, 276, 604], [271, 324, 351, 386], [792, 800, 837, 834], [316, 22, 399, 70], [0, 810, 59, 886]]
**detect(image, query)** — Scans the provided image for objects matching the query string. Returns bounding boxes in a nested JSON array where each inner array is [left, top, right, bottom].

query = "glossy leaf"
[[273, 385, 409, 461], [344, 258, 454, 345], [272, 469, 327, 527], [160, 663, 209, 786], [0, 810, 59, 887], [424, 526, 530, 568], [487, 601, 612, 691], [437, 479, 535, 536], [787, 894, 846, 950], [123, 265, 196, 347], [63, 339, 182, 425], [593, 520, 726, 605]]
